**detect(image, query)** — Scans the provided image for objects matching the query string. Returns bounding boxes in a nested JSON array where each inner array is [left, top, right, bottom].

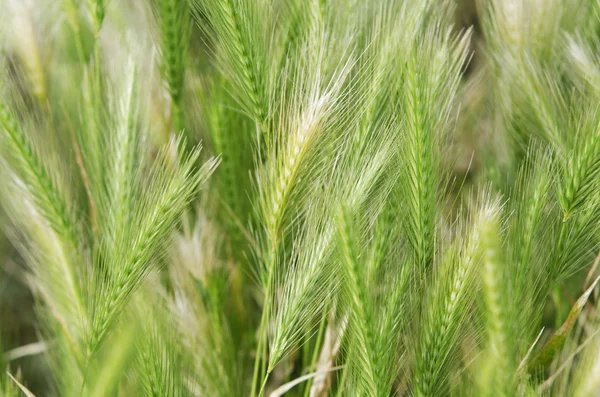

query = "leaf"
[[268, 366, 344, 397], [527, 274, 600, 372], [7, 372, 37, 397], [4, 341, 48, 361]]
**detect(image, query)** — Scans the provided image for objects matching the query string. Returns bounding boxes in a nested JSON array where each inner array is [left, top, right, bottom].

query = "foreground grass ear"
[[1, 49, 218, 390], [87, 137, 218, 356], [0, 95, 87, 359], [413, 195, 496, 397], [191, 0, 271, 128]]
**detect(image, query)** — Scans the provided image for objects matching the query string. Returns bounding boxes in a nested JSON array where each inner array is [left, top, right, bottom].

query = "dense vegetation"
[[2, 0, 600, 395]]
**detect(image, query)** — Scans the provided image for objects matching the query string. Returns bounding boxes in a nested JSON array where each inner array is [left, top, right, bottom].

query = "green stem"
[[250, 323, 263, 397], [258, 370, 271, 397], [303, 310, 328, 397], [552, 219, 570, 281], [251, 256, 275, 397], [172, 99, 185, 135], [335, 351, 351, 397]]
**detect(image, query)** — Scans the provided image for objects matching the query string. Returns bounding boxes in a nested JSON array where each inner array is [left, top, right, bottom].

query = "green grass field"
[[2, 0, 600, 395]]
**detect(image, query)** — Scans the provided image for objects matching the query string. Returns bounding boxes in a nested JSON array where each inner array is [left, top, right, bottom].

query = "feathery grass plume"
[[268, 115, 398, 374], [256, 38, 350, 266], [87, 137, 218, 357], [471, 33, 600, 385], [413, 194, 495, 397], [0, 122, 78, 258], [348, 1, 432, 144], [540, 8, 600, 284], [55, 0, 106, 208], [153, 0, 191, 135], [264, 54, 401, 390], [95, 57, 139, 235], [473, 149, 561, 393], [397, 19, 472, 273], [476, 0, 549, 171], [267, 208, 338, 373], [336, 208, 378, 396], [167, 213, 243, 397], [1, 44, 219, 391], [200, 78, 254, 258], [55, 0, 106, 183], [479, 0, 600, 280], [502, 146, 556, 335], [70, 70, 107, 229], [250, 29, 356, 394], [545, 96, 600, 282], [0, 97, 80, 253], [336, 204, 409, 397], [477, 0, 577, 62], [271, 0, 311, 74], [253, 36, 354, 265], [68, 51, 218, 363], [274, 0, 351, 91], [477, 0, 597, 170], [322, 101, 402, 397], [566, 35, 600, 93], [556, 100, 600, 221], [132, 295, 193, 397], [476, 199, 516, 397], [191, 0, 271, 129], [0, 95, 87, 359]]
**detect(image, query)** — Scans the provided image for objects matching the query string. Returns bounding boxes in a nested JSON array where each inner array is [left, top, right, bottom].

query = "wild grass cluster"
[[2, 0, 600, 395]]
